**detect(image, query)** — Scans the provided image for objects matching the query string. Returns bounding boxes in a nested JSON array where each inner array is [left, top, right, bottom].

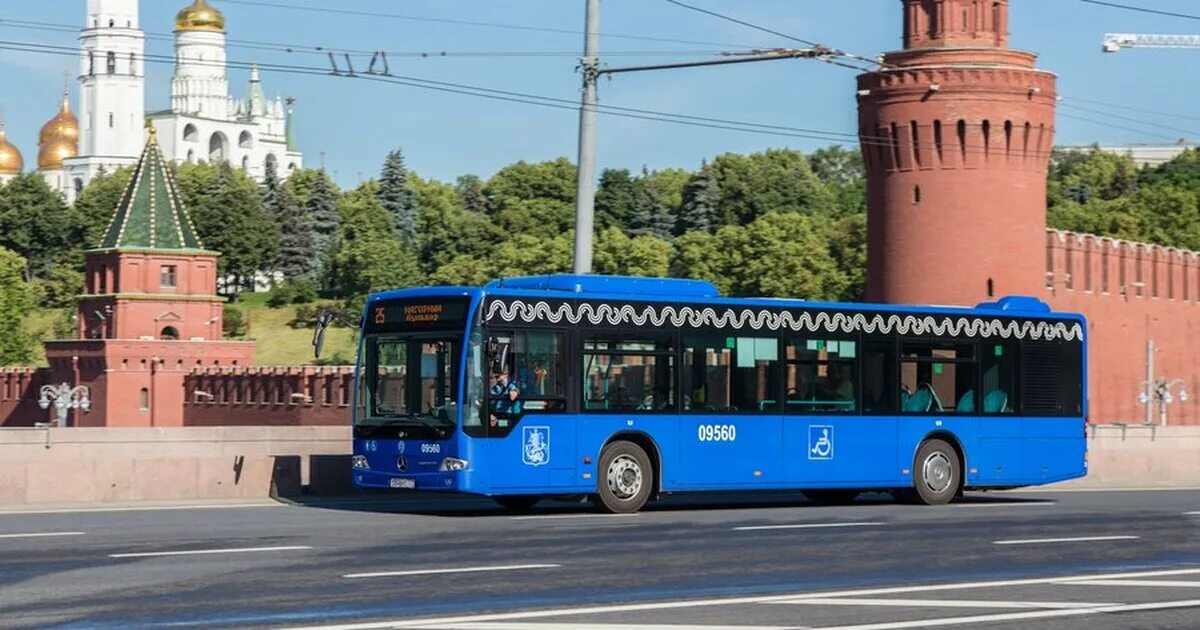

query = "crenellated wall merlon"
[[1046, 228, 1200, 301]]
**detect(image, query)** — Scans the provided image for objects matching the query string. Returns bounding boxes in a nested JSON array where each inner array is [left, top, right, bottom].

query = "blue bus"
[[316, 275, 1086, 513]]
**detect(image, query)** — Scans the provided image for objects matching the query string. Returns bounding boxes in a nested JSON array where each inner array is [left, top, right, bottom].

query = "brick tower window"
[[160, 265, 177, 288]]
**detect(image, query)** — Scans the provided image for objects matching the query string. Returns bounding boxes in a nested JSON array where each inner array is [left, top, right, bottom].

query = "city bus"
[[316, 275, 1087, 513]]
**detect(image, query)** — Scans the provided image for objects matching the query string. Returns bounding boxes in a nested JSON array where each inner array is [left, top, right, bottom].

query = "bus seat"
[[956, 390, 975, 413], [983, 390, 1010, 413], [900, 389, 911, 409], [924, 384, 944, 412], [903, 387, 932, 412]]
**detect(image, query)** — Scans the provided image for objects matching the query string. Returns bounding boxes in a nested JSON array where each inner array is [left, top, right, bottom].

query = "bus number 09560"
[[697, 424, 736, 442]]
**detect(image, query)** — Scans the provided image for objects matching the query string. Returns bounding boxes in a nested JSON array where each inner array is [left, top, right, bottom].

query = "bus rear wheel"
[[910, 439, 960, 505], [593, 441, 653, 514], [493, 495, 540, 511]]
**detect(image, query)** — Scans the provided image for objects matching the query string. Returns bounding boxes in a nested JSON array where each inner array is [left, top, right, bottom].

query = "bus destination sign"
[[367, 297, 469, 333]]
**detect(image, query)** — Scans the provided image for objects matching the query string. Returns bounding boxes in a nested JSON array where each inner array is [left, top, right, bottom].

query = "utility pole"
[[572, 0, 601, 274], [1145, 339, 1154, 426]]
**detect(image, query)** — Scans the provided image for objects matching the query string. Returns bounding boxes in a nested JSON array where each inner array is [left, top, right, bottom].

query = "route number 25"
[[697, 424, 736, 442]]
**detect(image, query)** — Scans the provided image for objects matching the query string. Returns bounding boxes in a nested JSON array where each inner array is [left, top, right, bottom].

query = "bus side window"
[[900, 341, 978, 414], [862, 338, 897, 414], [682, 336, 780, 413], [583, 335, 676, 413], [485, 330, 567, 432], [784, 337, 858, 414], [981, 341, 1017, 414]]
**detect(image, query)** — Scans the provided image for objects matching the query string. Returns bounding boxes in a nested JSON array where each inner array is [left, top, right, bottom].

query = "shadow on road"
[[275, 489, 1055, 517]]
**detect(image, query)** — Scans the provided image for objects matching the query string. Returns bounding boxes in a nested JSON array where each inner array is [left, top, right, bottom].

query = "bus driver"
[[489, 368, 521, 428]]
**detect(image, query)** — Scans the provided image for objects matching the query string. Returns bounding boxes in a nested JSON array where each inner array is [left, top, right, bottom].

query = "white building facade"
[[46, 0, 301, 203]]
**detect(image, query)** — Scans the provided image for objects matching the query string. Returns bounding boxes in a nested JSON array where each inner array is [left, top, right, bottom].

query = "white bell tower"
[[78, 0, 145, 160], [172, 0, 230, 119]]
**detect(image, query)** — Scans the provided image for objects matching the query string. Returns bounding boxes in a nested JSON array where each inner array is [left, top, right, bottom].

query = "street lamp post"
[[38, 383, 91, 427], [1137, 378, 1188, 427]]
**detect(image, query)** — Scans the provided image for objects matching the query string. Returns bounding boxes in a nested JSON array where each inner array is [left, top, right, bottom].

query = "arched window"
[[183, 123, 199, 142], [160, 326, 180, 341], [238, 130, 253, 149], [139, 388, 150, 411], [241, 155, 249, 170], [265, 153, 278, 172], [288, 162, 297, 171], [106, 51, 116, 74], [186, 149, 195, 162], [108, 19, 115, 28], [74, 178, 84, 196], [88, 51, 95, 75], [108, 112, 114, 128], [913, 185, 922, 204], [208, 132, 227, 162], [128, 52, 136, 75]]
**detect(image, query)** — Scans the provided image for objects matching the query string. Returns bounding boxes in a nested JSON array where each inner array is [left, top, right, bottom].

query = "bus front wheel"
[[593, 441, 653, 514], [910, 439, 960, 505]]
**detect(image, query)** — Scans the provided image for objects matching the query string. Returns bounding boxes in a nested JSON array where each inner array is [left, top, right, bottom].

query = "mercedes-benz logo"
[[397, 456, 408, 472]]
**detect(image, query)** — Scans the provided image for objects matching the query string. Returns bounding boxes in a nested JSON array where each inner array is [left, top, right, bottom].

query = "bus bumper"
[[353, 469, 461, 492]]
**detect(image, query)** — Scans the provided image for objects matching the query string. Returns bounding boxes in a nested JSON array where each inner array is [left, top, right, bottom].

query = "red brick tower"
[[43, 126, 254, 426], [860, 0, 1057, 305]]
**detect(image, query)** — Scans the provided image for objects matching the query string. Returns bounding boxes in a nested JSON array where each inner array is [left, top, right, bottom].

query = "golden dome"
[[0, 129, 22, 175], [175, 0, 225, 32], [38, 138, 77, 171], [38, 93, 78, 146]]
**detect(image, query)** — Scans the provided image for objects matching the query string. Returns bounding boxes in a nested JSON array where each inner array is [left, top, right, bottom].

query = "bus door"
[[482, 330, 577, 491], [783, 336, 898, 486], [676, 336, 783, 489]]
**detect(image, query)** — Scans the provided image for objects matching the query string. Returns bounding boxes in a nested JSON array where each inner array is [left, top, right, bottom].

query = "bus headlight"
[[352, 455, 370, 470], [440, 457, 469, 472]]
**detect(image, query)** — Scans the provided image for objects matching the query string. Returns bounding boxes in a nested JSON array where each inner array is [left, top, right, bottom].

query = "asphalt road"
[[1, 489, 1198, 629]]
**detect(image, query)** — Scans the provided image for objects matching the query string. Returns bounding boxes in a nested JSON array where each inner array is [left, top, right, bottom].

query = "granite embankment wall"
[[0, 425, 1196, 506]]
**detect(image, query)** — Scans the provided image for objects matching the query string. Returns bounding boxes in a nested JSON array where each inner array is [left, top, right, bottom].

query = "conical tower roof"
[[97, 125, 209, 252]]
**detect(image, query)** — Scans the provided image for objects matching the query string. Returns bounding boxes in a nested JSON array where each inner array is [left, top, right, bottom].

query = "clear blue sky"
[[4, 0, 1200, 187]]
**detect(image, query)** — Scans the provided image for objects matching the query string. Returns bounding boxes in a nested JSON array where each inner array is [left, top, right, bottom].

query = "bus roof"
[[369, 275, 1082, 322]]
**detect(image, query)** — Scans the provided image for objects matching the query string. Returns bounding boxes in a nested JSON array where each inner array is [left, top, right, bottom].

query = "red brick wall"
[[1045, 229, 1200, 426], [183, 366, 353, 426], [0, 368, 52, 427]]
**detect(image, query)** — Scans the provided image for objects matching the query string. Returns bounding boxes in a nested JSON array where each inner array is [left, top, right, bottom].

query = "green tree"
[[827, 214, 867, 301], [595, 168, 637, 230], [305, 169, 341, 274], [709, 149, 837, 224], [378, 149, 418, 245], [810, 145, 866, 217], [456, 174, 487, 215], [485, 158, 576, 237], [274, 183, 317, 279], [1048, 147, 1140, 207], [328, 181, 422, 302], [0, 174, 77, 279], [414, 175, 501, 275], [186, 162, 281, 292], [676, 161, 720, 235], [261, 157, 281, 215], [629, 169, 673, 240], [0, 246, 35, 365], [595, 227, 671, 277]]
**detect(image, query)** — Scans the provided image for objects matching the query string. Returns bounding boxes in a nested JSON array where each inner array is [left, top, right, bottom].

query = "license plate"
[[389, 478, 416, 489]]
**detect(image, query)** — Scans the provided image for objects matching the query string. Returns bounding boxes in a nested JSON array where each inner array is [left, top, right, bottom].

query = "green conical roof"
[[98, 126, 206, 251]]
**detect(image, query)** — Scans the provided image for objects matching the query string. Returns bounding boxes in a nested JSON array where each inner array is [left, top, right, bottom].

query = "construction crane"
[[1103, 33, 1200, 53]]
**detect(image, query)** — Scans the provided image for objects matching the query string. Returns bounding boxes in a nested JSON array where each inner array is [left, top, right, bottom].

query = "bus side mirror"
[[488, 342, 509, 375], [312, 311, 335, 359]]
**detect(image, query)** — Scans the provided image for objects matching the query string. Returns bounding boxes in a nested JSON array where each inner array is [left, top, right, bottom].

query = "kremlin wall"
[[1, 0, 1199, 432]]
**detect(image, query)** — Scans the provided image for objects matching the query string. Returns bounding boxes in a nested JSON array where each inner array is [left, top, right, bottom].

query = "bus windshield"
[[357, 334, 460, 439]]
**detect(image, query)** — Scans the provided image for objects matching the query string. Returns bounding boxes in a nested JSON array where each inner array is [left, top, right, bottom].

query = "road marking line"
[[1063, 579, 1200, 588], [734, 522, 885, 532], [1184, 511, 1200, 516], [109, 545, 312, 558], [344, 564, 561, 579], [417, 619, 801, 624], [510, 514, 637, 520], [992, 535, 1139, 545], [282, 568, 1200, 630], [815, 598, 1200, 629], [767, 598, 1114, 609], [950, 501, 1055, 508], [0, 502, 279, 516], [0, 531, 86, 539]]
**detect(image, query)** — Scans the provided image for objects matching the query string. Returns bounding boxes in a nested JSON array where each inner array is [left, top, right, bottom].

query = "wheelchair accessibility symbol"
[[808, 425, 834, 461]]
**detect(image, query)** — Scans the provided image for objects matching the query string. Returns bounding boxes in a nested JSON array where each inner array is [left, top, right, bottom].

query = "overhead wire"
[[1079, 0, 1200, 21]]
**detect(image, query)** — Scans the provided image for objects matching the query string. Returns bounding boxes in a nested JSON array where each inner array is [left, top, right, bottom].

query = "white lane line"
[[815, 598, 1200, 630], [950, 501, 1055, 509], [734, 522, 885, 532], [344, 564, 561, 579], [1184, 511, 1200, 516], [417, 619, 801, 624], [992, 535, 1139, 545], [109, 545, 312, 558], [510, 514, 638, 521], [0, 502, 279, 515], [282, 568, 1200, 630], [0, 531, 86, 539], [1065, 579, 1200, 588], [767, 598, 1114, 609]]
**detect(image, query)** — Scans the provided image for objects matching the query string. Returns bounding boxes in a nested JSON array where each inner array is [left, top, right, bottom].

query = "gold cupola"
[[175, 0, 225, 33], [37, 92, 79, 170], [0, 126, 22, 176], [38, 92, 79, 146]]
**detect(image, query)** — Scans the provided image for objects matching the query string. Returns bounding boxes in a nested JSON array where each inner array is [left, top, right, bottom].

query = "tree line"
[[0, 142, 1198, 365]]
